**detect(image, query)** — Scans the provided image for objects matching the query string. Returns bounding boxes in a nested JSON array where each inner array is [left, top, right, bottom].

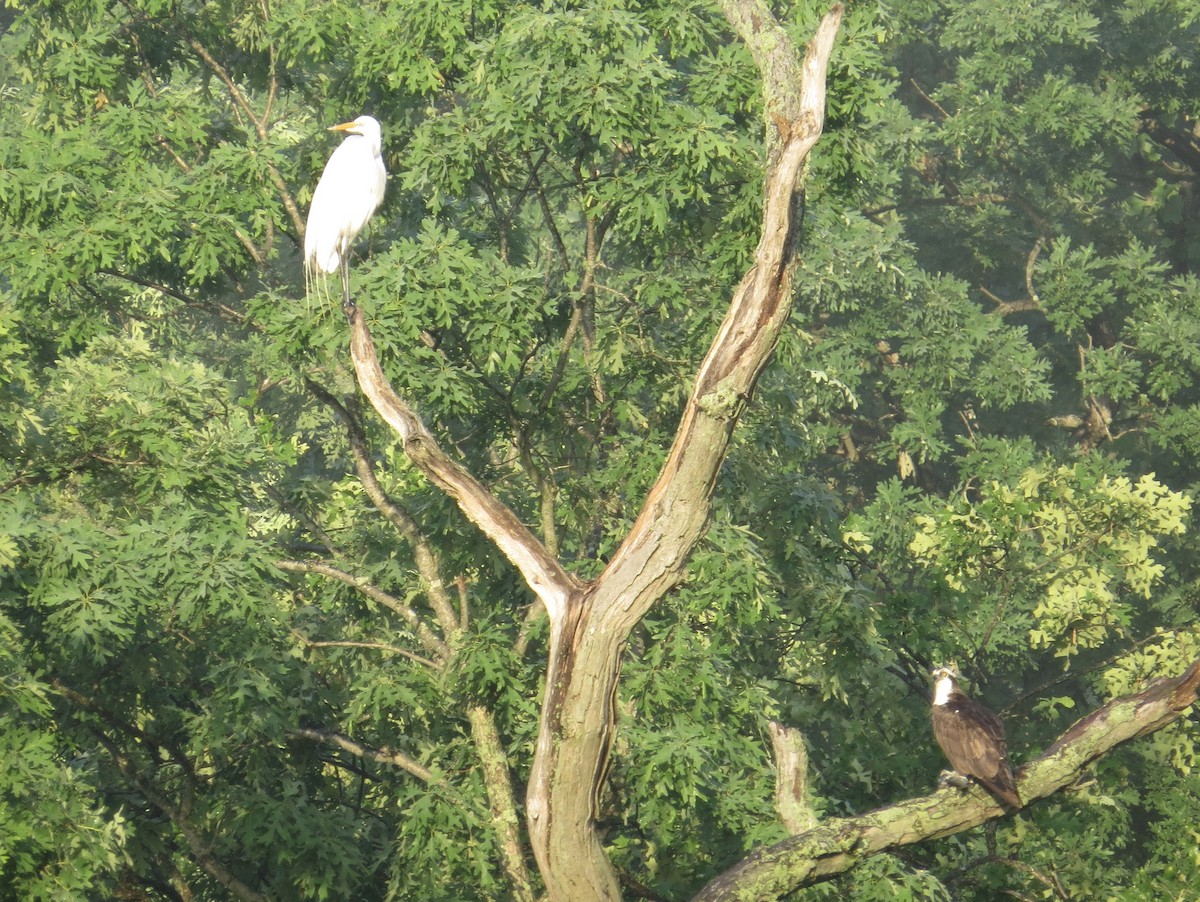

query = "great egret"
[[304, 115, 387, 307]]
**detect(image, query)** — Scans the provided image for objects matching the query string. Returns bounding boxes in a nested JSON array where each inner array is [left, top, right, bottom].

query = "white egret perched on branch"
[[304, 115, 386, 308]]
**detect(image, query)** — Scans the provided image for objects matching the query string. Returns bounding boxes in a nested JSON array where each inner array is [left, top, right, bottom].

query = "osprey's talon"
[[938, 769, 972, 791]]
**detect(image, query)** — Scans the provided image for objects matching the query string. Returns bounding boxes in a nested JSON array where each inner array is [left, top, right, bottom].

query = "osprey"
[[930, 666, 1022, 809]]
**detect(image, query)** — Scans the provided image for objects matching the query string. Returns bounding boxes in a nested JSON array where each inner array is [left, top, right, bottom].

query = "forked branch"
[[590, 1, 844, 627], [343, 304, 582, 619], [524, 6, 845, 900]]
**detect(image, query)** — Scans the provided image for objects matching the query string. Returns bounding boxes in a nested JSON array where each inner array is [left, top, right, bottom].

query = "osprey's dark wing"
[[932, 695, 1022, 808]]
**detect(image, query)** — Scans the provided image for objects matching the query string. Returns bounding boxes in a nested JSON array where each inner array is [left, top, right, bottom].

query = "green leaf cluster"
[[4, 0, 1200, 898]]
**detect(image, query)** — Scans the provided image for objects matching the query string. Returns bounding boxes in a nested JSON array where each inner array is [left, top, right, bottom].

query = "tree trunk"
[[346, 4, 847, 897], [524, 5, 846, 897]]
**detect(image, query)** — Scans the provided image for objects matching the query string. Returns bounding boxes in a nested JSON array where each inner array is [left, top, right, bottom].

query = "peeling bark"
[[525, 6, 845, 898], [344, 4, 847, 898], [769, 722, 816, 834], [334, 5, 1200, 900], [693, 659, 1200, 901], [344, 307, 581, 617]]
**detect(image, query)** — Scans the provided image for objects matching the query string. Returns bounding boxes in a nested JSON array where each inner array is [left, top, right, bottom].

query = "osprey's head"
[[931, 665, 959, 705]]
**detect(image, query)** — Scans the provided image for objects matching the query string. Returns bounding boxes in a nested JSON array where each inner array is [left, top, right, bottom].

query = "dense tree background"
[[2, 0, 1199, 899]]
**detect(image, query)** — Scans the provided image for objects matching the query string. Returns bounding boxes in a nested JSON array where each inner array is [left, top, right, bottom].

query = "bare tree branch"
[[537, 301, 586, 414], [693, 658, 1200, 900], [57, 684, 266, 902], [338, 6, 844, 899], [300, 388, 537, 900], [291, 634, 439, 670], [305, 380, 462, 636], [525, 6, 845, 899], [591, 1, 843, 618], [343, 306, 583, 618], [53, 679, 198, 794], [467, 706, 537, 902], [290, 727, 436, 783], [184, 37, 305, 237], [274, 559, 449, 658], [769, 722, 816, 834]]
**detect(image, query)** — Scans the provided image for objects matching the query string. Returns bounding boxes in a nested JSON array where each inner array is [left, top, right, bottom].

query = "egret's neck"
[[933, 676, 954, 706], [345, 133, 379, 155]]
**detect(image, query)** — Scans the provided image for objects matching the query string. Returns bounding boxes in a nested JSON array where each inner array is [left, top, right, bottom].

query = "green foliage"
[[0, 615, 130, 900], [909, 463, 1190, 658], [799, 853, 952, 901], [4, 0, 1200, 898]]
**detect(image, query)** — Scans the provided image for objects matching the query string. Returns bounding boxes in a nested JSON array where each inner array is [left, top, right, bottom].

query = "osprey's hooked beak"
[[930, 662, 960, 682]]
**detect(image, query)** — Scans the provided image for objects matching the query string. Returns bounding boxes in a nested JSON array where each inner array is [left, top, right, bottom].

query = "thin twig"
[[291, 632, 440, 670], [303, 380, 462, 637], [908, 77, 951, 121], [290, 727, 437, 783], [185, 37, 305, 235], [274, 559, 449, 658]]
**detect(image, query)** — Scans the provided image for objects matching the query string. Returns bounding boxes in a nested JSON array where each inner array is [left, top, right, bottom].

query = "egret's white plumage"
[[304, 115, 386, 301]]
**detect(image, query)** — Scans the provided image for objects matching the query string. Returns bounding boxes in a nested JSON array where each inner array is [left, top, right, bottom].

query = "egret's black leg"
[[340, 253, 353, 317]]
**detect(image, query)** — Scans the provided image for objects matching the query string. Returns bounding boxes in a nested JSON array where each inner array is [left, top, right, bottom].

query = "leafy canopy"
[[2, 0, 1200, 899]]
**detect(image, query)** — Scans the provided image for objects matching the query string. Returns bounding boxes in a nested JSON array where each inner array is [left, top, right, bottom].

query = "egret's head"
[[329, 115, 382, 144]]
